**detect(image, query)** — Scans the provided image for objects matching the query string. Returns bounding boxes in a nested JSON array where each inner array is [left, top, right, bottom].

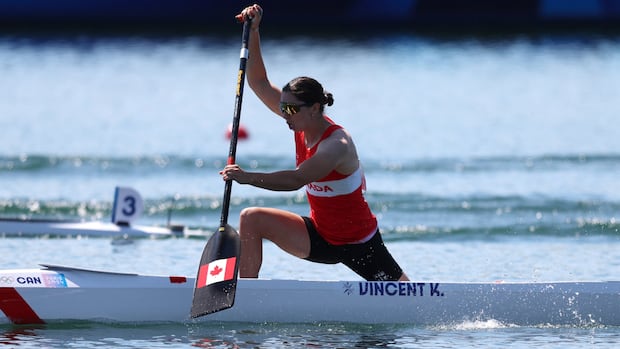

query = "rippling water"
[[1, 153, 619, 240], [1, 30, 619, 347]]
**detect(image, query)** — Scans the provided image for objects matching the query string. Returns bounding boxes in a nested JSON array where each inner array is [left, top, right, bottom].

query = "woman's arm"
[[221, 130, 350, 191], [239, 4, 282, 116]]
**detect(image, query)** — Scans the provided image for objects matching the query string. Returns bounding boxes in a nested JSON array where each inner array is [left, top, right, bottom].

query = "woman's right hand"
[[236, 4, 263, 30], [220, 164, 249, 184]]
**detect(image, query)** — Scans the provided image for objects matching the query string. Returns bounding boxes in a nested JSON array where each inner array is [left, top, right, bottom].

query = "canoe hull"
[[0, 218, 206, 238], [1, 266, 618, 326]]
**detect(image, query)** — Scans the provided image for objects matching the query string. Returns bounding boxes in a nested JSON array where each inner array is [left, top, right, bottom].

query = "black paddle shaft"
[[220, 19, 252, 227], [190, 18, 252, 318]]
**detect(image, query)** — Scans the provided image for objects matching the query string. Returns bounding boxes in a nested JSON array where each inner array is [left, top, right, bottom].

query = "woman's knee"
[[239, 207, 267, 226], [238, 207, 272, 239]]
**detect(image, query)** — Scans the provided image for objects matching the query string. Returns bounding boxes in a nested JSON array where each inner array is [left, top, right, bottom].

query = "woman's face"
[[279, 92, 314, 131]]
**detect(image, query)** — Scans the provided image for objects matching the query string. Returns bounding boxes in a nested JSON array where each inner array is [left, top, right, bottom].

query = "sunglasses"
[[279, 101, 314, 116]]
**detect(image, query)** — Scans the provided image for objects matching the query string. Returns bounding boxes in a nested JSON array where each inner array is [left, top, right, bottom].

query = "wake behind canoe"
[[1, 265, 618, 326]]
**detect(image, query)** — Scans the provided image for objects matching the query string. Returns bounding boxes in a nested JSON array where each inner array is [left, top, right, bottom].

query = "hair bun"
[[324, 92, 334, 106]]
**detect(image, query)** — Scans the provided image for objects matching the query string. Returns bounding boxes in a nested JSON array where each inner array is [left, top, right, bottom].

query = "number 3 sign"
[[111, 186, 144, 225]]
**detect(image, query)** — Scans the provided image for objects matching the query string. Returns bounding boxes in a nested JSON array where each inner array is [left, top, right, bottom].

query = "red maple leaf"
[[210, 265, 223, 276]]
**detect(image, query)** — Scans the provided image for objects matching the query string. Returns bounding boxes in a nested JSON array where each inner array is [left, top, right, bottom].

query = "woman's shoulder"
[[328, 124, 353, 142]]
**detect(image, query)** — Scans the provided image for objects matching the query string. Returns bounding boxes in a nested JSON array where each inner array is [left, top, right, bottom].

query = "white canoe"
[[1, 265, 618, 326], [0, 217, 207, 239], [0, 186, 208, 239]]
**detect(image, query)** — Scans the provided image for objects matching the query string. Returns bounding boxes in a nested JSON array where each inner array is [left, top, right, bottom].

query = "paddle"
[[190, 17, 252, 318]]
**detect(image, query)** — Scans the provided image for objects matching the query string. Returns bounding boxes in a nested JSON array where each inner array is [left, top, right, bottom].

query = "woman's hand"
[[220, 164, 248, 184], [236, 4, 263, 30]]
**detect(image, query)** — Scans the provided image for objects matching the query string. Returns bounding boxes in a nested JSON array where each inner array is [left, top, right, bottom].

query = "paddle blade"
[[190, 224, 240, 318]]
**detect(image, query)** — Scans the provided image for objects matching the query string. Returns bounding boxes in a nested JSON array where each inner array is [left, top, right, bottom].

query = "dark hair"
[[282, 77, 334, 112]]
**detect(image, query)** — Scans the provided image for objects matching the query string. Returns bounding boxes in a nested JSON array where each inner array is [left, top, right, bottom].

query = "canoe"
[[0, 186, 208, 239], [0, 217, 206, 238], [1, 265, 618, 326]]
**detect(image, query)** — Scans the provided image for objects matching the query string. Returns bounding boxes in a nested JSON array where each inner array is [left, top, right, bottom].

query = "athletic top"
[[295, 118, 377, 245]]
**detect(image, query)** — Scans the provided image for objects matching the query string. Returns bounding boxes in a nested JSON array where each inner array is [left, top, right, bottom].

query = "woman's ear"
[[312, 102, 320, 116]]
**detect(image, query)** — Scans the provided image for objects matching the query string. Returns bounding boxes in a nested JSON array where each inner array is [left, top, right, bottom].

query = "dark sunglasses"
[[279, 101, 314, 116]]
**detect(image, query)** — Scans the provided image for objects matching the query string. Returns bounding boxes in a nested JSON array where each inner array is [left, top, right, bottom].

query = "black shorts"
[[302, 216, 404, 281]]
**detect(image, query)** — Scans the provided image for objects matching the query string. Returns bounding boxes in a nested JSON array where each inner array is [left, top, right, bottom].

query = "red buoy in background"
[[225, 123, 249, 141]]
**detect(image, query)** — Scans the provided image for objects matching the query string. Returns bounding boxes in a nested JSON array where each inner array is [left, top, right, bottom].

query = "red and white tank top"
[[295, 119, 377, 245]]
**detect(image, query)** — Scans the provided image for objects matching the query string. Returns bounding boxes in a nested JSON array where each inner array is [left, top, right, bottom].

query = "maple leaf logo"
[[210, 265, 223, 276]]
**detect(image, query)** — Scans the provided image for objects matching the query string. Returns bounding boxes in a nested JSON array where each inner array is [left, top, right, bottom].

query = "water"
[[1, 29, 619, 347]]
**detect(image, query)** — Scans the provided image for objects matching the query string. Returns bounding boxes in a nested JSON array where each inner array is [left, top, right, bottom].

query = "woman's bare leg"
[[238, 207, 310, 278]]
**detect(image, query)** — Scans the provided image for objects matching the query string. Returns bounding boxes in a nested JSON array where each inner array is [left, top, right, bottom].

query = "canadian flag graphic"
[[196, 257, 236, 288]]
